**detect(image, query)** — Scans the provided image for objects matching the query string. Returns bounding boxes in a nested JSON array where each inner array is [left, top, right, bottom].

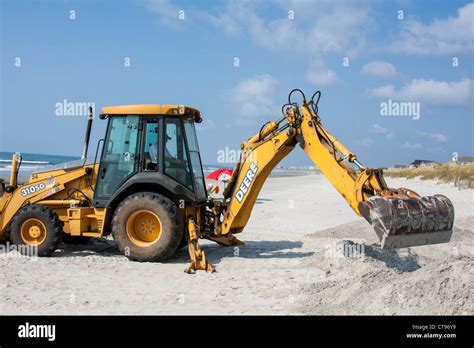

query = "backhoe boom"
[[206, 90, 454, 262]]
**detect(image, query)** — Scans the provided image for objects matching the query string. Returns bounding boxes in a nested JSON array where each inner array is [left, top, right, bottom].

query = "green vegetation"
[[384, 163, 474, 184]]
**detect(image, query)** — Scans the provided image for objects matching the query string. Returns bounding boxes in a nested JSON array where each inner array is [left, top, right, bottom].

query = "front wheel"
[[112, 192, 182, 262], [9, 204, 63, 256]]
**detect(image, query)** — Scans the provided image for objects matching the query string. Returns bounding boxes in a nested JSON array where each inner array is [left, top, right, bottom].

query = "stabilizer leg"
[[184, 218, 215, 273]]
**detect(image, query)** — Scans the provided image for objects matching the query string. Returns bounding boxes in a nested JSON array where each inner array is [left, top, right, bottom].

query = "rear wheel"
[[112, 192, 182, 261], [9, 204, 63, 256]]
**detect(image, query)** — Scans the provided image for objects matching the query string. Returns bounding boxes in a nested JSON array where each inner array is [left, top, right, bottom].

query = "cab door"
[[94, 115, 140, 204]]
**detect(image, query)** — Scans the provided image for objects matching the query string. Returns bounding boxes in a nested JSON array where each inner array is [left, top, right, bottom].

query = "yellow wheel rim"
[[126, 210, 162, 247], [20, 218, 47, 246]]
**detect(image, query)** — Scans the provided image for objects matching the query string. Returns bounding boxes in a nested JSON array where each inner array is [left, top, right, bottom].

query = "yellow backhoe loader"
[[0, 89, 454, 272]]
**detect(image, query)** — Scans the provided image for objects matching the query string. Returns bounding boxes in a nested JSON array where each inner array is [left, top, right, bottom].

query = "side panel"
[[0, 167, 91, 232]]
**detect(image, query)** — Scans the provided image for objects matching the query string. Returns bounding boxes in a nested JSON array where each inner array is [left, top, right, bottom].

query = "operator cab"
[[94, 105, 207, 206]]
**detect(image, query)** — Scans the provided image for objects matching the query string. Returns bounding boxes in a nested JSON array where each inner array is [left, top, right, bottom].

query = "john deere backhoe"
[[0, 89, 454, 272]]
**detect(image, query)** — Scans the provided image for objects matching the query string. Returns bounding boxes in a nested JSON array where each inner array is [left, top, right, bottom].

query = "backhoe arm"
[[215, 90, 454, 251], [218, 96, 385, 235], [219, 116, 297, 235]]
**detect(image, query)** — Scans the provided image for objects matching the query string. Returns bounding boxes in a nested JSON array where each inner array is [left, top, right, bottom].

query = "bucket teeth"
[[358, 194, 454, 249]]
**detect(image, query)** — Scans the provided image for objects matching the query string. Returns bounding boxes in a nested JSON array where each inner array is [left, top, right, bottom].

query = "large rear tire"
[[9, 204, 63, 256], [112, 192, 182, 262]]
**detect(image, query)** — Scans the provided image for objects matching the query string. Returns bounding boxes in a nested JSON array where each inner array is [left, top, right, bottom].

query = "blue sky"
[[1, 0, 473, 167]]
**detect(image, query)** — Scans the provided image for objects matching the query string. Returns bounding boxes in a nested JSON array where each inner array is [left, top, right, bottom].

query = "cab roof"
[[99, 104, 202, 123]]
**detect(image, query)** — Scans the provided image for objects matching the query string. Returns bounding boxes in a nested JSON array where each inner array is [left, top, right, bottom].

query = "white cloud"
[[287, 0, 372, 56], [390, 3, 474, 55], [143, 1, 374, 85], [372, 124, 387, 134], [307, 59, 339, 85], [418, 132, 448, 143], [196, 119, 216, 132], [360, 137, 374, 147], [143, 0, 183, 28], [210, 1, 372, 56], [429, 133, 448, 143], [206, 1, 373, 85], [371, 85, 396, 97], [361, 61, 397, 78], [372, 123, 395, 140], [207, 13, 241, 36], [370, 79, 472, 107], [401, 141, 423, 149], [228, 74, 279, 124]]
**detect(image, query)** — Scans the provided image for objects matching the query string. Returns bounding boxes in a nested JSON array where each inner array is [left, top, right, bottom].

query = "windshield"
[[183, 120, 207, 201]]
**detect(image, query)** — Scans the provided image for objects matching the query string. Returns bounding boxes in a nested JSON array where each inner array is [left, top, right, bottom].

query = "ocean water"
[[0, 151, 79, 179], [0, 151, 311, 181]]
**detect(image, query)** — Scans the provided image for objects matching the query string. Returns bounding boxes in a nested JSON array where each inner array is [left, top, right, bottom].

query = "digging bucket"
[[358, 194, 454, 249]]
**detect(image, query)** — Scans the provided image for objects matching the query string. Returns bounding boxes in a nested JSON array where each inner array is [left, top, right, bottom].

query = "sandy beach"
[[0, 173, 472, 315]]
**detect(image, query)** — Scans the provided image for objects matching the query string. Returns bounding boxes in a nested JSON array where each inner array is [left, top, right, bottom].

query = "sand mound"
[[297, 217, 474, 315]]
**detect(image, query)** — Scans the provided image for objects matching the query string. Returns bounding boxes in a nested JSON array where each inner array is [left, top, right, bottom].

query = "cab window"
[[143, 120, 159, 171], [94, 115, 140, 200], [164, 118, 193, 190], [183, 120, 207, 201]]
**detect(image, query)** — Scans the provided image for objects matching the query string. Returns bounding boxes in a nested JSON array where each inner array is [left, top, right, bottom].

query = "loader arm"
[[215, 90, 454, 251]]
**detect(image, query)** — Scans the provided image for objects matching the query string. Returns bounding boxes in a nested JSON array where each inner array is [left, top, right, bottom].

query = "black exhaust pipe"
[[81, 106, 94, 159]]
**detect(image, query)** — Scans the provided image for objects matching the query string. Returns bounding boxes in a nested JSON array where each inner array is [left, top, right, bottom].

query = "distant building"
[[409, 159, 440, 167], [457, 156, 474, 164], [286, 165, 318, 171]]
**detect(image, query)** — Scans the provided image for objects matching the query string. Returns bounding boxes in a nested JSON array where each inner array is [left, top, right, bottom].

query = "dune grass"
[[384, 163, 474, 184]]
